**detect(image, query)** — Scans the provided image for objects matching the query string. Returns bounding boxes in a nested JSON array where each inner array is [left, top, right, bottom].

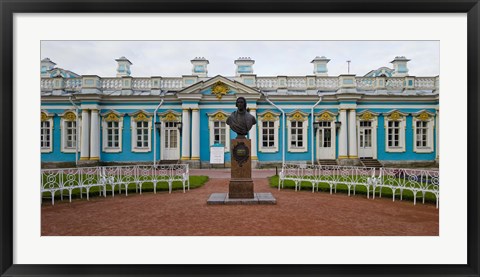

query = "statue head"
[[236, 97, 247, 112]]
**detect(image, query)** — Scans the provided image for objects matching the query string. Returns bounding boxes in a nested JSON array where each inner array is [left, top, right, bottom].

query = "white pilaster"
[[90, 109, 100, 160], [80, 110, 90, 160], [348, 109, 358, 158], [249, 108, 258, 160], [191, 108, 200, 160], [181, 108, 191, 160], [338, 109, 348, 159]]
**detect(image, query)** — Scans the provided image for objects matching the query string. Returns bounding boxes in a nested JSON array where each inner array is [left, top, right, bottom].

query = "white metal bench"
[[279, 163, 439, 208], [41, 164, 190, 205]]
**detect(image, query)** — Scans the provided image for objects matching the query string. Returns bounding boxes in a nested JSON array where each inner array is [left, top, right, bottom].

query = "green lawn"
[[269, 175, 438, 204], [42, 175, 209, 199]]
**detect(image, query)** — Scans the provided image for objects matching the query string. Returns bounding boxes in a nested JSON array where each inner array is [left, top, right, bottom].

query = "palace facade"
[[40, 56, 439, 167]]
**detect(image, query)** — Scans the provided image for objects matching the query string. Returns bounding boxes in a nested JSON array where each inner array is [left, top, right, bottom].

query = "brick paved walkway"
[[41, 173, 439, 236]]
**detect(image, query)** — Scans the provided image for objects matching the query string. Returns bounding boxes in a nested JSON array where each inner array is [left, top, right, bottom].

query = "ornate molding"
[[212, 112, 227, 121], [316, 112, 334, 121]]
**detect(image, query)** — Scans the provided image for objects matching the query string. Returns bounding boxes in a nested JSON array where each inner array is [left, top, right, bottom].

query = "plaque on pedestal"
[[228, 138, 254, 199]]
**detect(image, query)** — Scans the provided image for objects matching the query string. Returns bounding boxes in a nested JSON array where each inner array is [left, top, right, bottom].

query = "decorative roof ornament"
[[211, 81, 229, 99]]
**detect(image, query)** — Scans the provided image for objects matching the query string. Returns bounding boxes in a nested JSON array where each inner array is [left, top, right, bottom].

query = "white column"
[[249, 108, 258, 160], [191, 108, 200, 160], [90, 109, 100, 161], [338, 109, 348, 159], [80, 109, 90, 160], [348, 109, 358, 158], [181, 108, 191, 160]]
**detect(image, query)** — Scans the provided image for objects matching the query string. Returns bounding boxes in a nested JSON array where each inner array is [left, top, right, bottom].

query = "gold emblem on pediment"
[[417, 111, 430, 121], [317, 112, 334, 121], [163, 112, 178, 122], [41, 112, 49, 122], [262, 112, 276, 122], [105, 113, 120, 122], [388, 111, 402, 121], [211, 81, 229, 99], [212, 112, 227, 121], [290, 111, 306, 121], [360, 111, 374, 121], [64, 112, 76, 121], [134, 112, 149, 122]]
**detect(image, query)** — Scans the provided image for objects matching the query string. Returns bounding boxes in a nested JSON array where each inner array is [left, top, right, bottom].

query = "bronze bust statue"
[[226, 97, 256, 139]]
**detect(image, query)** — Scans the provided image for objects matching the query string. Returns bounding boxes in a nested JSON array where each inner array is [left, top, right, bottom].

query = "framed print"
[[1, 0, 479, 276]]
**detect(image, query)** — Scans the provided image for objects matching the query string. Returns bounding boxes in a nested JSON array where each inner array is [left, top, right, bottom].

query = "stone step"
[[317, 159, 338, 166], [360, 159, 383, 168]]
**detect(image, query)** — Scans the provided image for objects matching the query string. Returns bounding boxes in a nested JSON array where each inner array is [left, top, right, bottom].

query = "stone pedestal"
[[228, 138, 254, 199]]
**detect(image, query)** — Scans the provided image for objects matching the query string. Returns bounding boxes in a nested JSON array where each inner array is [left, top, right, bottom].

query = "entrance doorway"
[[358, 121, 374, 158], [316, 121, 335, 159], [162, 121, 180, 160]]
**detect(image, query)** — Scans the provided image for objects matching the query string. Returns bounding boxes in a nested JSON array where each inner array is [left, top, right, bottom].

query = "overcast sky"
[[41, 41, 439, 77]]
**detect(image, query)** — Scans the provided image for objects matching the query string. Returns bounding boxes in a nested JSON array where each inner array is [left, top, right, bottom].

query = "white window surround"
[[41, 110, 54, 153], [356, 110, 378, 159], [258, 110, 280, 153], [101, 110, 124, 153], [207, 111, 231, 152], [129, 110, 153, 153], [287, 110, 309, 153], [383, 110, 407, 153], [412, 110, 435, 153], [59, 110, 80, 153]]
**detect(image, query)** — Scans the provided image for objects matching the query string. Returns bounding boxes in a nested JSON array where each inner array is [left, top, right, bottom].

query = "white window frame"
[[287, 111, 308, 153], [413, 111, 435, 153], [208, 112, 231, 152], [130, 111, 152, 153], [60, 110, 80, 153], [101, 112, 124, 153], [258, 111, 279, 153], [384, 111, 406, 153], [41, 111, 54, 153]]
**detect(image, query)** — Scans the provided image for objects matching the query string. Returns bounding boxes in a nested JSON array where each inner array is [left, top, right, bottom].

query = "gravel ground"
[[41, 173, 439, 236]]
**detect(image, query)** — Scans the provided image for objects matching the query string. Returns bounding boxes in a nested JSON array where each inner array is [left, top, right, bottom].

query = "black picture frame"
[[1, 1, 479, 276]]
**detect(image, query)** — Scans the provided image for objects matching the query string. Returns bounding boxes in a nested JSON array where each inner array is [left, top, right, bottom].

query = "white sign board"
[[210, 146, 225, 164]]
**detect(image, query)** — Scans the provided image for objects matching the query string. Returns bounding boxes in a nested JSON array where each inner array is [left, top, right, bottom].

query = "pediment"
[[176, 75, 261, 99]]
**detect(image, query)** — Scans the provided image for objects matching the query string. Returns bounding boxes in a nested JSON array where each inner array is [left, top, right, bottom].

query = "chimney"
[[311, 56, 330, 76], [191, 57, 209, 77], [390, 56, 410, 77], [41, 58, 56, 77], [115, 56, 132, 77], [234, 57, 255, 77]]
